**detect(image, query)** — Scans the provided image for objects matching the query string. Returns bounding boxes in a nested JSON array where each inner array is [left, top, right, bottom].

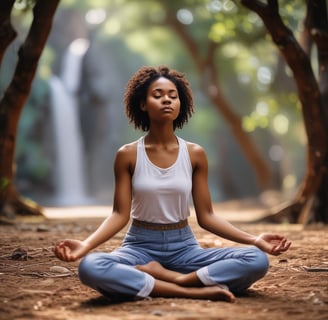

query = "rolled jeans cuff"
[[137, 273, 155, 298], [196, 267, 217, 286]]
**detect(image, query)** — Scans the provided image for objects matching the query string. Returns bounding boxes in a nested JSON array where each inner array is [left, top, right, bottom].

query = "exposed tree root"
[[0, 188, 43, 223], [253, 197, 318, 225]]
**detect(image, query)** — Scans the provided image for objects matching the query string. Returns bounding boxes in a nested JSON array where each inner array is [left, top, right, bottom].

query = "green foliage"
[[125, 27, 181, 65], [0, 177, 10, 191], [14, 0, 35, 11], [38, 47, 56, 79]]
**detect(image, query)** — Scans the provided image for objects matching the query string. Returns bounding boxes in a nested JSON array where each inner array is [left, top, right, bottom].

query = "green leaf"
[[0, 178, 10, 191]]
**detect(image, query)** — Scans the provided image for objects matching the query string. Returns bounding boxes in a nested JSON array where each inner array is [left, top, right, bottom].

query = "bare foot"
[[136, 261, 182, 282], [180, 284, 235, 302], [200, 285, 235, 303], [151, 280, 235, 302]]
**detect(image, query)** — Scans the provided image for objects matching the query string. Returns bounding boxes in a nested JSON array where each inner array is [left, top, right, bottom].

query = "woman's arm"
[[189, 143, 291, 255], [82, 145, 133, 250], [54, 144, 135, 262]]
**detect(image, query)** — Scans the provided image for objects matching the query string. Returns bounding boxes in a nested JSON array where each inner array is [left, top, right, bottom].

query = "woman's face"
[[142, 77, 181, 124]]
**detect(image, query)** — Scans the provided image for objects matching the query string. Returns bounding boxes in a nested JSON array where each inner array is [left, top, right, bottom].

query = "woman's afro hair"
[[124, 65, 194, 131]]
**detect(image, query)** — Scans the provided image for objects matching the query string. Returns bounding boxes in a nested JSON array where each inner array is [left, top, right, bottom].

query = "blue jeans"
[[78, 225, 269, 299]]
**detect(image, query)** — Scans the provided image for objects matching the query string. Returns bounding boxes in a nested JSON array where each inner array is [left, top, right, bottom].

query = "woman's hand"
[[254, 233, 291, 256], [53, 239, 89, 262]]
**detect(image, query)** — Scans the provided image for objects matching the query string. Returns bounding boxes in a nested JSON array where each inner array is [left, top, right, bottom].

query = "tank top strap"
[[176, 136, 192, 172]]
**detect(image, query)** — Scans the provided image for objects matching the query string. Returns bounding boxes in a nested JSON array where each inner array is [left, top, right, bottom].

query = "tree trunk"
[[241, 0, 328, 224], [0, 0, 60, 221], [308, 0, 328, 223]]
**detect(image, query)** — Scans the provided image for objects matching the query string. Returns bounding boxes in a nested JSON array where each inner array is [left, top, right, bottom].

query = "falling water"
[[49, 38, 90, 205]]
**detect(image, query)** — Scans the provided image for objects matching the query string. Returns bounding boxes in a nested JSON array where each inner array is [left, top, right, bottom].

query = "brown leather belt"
[[132, 219, 188, 230]]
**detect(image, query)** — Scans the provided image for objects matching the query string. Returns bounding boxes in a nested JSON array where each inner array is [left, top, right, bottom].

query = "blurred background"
[[1, 0, 306, 207]]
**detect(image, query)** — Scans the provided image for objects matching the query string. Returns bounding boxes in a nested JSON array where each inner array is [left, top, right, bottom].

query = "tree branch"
[[242, 0, 327, 147], [241, 0, 277, 16], [2, 0, 60, 116]]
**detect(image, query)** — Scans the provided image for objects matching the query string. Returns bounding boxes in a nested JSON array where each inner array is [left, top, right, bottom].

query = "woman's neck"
[[145, 126, 177, 146]]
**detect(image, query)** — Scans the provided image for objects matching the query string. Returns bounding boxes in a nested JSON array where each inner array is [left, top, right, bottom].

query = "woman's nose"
[[163, 95, 172, 103]]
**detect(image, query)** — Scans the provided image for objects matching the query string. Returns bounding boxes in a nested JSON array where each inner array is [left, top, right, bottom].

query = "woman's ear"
[[140, 104, 146, 111]]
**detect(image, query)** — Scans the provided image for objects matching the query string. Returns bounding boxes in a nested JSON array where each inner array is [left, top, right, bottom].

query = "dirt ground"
[[0, 208, 327, 320]]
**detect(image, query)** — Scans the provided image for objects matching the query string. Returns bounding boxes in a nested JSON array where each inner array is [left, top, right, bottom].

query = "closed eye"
[[153, 94, 178, 99]]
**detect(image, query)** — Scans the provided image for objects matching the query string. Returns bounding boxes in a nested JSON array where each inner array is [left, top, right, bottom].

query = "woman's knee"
[[78, 253, 96, 284], [249, 247, 270, 277], [230, 247, 269, 293], [78, 252, 114, 286]]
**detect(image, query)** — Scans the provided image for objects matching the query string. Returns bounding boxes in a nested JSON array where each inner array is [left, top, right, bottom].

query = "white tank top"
[[131, 136, 192, 223]]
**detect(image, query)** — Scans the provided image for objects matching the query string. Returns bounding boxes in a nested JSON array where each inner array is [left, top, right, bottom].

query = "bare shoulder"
[[185, 140, 205, 154], [115, 140, 138, 169], [117, 140, 138, 156], [184, 140, 207, 168]]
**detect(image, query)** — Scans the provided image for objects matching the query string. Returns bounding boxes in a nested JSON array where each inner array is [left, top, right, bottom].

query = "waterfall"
[[48, 38, 90, 206]]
